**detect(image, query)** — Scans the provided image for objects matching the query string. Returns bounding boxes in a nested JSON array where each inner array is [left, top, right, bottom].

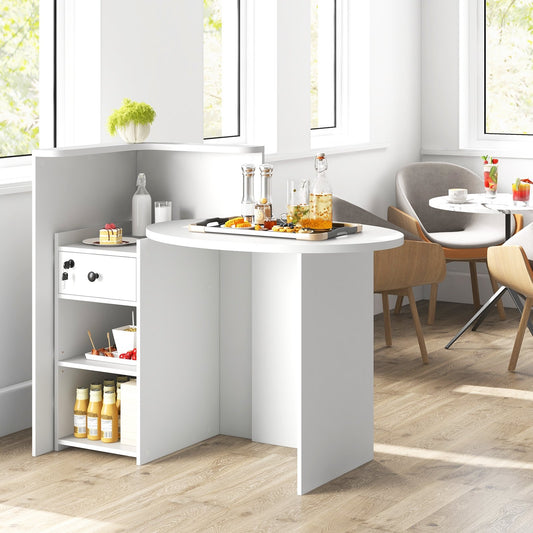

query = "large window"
[[485, 0, 533, 136], [203, 0, 240, 140], [310, 0, 336, 130], [0, 0, 40, 157]]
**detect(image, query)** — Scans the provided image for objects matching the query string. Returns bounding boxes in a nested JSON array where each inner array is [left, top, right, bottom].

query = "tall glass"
[[287, 179, 309, 227], [483, 163, 498, 197], [512, 181, 530, 206]]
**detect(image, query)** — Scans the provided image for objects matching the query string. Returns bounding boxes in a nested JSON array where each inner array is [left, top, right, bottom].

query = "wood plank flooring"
[[3, 302, 533, 532]]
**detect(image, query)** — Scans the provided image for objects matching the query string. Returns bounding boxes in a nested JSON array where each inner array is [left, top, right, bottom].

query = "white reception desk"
[[147, 220, 403, 494]]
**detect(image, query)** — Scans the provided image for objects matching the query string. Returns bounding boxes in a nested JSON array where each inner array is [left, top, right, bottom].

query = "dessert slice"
[[99, 223, 123, 245]]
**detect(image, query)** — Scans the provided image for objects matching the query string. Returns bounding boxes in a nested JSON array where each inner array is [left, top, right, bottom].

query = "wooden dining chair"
[[487, 223, 533, 371], [374, 240, 447, 363]]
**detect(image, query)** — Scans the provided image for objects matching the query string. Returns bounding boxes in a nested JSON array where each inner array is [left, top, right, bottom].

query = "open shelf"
[[58, 355, 137, 377], [58, 435, 137, 458]]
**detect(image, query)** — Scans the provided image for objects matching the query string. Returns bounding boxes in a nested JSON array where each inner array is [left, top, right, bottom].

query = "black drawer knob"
[[87, 271, 99, 282], [62, 272, 68, 281], [63, 259, 75, 269]]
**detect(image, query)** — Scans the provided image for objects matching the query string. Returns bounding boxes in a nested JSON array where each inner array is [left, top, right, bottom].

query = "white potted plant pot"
[[117, 122, 151, 143]]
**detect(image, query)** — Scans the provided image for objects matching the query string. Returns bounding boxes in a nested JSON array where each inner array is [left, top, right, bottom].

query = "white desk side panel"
[[298, 252, 374, 494], [219, 251, 252, 439], [137, 239, 220, 464], [251, 254, 300, 449], [33, 152, 136, 455]]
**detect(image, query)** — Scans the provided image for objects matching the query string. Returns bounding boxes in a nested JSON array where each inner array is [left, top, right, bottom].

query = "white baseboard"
[[0, 380, 32, 437]]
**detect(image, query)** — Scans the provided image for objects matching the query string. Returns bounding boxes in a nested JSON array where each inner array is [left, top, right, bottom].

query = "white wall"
[[0, 191, 32, 436]]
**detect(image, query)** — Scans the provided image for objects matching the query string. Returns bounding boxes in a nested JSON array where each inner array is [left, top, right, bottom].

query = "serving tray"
[[188, 217, 362, 241], [85, 351, 136, 366]]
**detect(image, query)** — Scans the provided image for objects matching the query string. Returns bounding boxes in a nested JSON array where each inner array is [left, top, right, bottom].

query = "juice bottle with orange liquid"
[[73, 386, 89, 438], [101, 391, 119, 443], [308, 153, 332, 230], [87, 387, 102, 441]]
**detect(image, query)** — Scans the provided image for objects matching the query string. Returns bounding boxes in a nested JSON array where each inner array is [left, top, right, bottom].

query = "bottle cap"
[[136, 172, 146, 186], [76, 386, 89, 400]]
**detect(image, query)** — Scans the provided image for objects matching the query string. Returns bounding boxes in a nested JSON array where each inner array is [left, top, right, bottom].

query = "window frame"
[[310, 0, 337, 132], [0, 0, 56, 170], [462, 0, 533, 152], [203, 0, 244, 142]]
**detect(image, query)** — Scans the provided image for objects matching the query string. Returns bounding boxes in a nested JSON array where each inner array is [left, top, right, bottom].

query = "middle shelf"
[[59, 355, 137, 377]]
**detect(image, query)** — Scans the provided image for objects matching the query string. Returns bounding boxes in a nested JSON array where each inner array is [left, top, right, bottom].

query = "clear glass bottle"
[[101, 391, 119, 443], [308, 153, 332, 230], [87, 388, 102, 441], [73, 386, 89, 438], [132, 172, 152, 237], [241, 164, 256, 223], [254, 164, 273, 225]]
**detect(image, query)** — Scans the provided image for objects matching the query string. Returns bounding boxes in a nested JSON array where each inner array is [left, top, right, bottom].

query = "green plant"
[[107, 99, 156, 136]]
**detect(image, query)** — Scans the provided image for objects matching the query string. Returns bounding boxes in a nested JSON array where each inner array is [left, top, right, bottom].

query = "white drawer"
[[58, 251, 136, 302]]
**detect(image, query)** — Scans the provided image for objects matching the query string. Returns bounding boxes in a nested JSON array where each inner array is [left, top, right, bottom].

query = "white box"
[[112, 325, 137, 355], [120, 379, 138, 446]]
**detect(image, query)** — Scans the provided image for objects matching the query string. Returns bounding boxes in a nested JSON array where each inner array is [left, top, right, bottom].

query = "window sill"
[[266, 143, 388, 162], [422, 147, 533, 160], [0, 163, 32, 195]]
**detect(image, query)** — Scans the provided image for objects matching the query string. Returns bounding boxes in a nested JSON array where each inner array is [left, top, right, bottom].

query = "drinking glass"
[[483, 164, 498, 197], [286, 179, 309, 227], [154, 201, 172, 223], [512, 182, 530, 206]]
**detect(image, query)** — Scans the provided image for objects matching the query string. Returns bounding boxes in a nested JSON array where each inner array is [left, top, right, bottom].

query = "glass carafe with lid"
[[241, 164, 255, 223], [254, 164, 273, 225], [308, 153, 332, 230]]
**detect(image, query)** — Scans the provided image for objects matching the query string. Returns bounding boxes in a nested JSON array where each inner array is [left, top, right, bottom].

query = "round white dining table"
[[429, 192, 533, 240], [429, 192, 533, 348]]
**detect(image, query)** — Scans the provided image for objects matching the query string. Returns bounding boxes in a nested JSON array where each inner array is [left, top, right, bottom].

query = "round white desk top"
[[146, 220, 404, 254], [429, 193, 533, 215]]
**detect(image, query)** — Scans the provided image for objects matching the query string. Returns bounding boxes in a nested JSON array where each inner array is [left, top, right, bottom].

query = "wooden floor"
[[3, 302, 533, 532]]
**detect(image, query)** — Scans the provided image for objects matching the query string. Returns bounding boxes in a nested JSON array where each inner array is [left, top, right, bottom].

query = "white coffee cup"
[[448, 188, 468, 203]]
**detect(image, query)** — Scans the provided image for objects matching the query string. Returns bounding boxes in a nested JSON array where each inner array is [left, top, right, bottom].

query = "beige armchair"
[[374, 240, 446, 363], [392, 162, 523, 316], [333, 197, 446, 363], [487, 222, 533, 371]]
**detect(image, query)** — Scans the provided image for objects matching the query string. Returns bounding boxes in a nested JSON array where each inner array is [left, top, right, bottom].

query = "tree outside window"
[[485, 0, 533, 135], [0, 0, 40, 157]]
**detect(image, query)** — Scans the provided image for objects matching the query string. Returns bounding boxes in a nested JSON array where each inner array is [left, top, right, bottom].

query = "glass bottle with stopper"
[[308, 153, 332, 230], [254, 163, 273, 225], [132, 172, 152, 237], [241, 163, 255, 223]]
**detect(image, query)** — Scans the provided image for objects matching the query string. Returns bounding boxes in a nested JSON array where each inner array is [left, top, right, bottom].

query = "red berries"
[[104, 223, 116, 230], [119, 348, 137, 360]]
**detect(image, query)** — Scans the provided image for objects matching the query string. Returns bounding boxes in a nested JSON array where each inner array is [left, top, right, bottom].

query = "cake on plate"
[[99, 223, 123, 245]]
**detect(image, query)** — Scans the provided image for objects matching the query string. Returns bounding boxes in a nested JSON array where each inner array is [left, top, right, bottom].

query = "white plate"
[[82, 237, 137, 247], [85, 351, 137, 365]]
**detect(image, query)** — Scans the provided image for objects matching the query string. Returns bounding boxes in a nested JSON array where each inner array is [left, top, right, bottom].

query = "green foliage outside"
[[107, 99, 156, 136], [486, 0, 533, 135], [204, 0, 223, 139], [0, 0, 39, 157]]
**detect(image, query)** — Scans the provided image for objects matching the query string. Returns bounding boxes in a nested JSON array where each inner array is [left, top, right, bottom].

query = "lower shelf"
[[58, 435, 137, 458]]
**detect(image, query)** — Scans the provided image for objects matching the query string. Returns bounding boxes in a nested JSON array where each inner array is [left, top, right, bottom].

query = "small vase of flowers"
[[107, 99, 156, 143]]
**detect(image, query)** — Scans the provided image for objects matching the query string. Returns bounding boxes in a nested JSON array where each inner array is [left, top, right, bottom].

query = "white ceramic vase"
[[117, 122, 151, 143]]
